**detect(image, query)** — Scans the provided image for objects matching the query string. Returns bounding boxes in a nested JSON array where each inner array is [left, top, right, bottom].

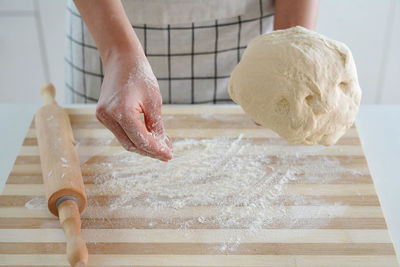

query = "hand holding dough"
[[228, 26, 361, 145]]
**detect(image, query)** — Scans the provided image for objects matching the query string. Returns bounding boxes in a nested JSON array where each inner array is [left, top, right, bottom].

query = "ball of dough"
[[228, 26, 361, 145]]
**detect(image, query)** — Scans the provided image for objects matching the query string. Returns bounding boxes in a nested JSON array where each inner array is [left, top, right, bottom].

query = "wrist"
[[100, 28, 145, 69], [101, 42, 145, 71]]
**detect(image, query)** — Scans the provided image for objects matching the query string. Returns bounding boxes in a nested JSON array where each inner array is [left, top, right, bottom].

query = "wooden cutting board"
[[0, 105, 398, 267]]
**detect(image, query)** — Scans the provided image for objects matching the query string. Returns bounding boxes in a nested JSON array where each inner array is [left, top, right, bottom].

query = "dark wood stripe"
[[13, 154, 369, 164], [14, 156, 41, 164], [30, 114, 360, 126], [22, 137, 38, 146], [0, 242, 395, 255], [12, 154, 369, 169], [5, 174, 373, 186], [0, 217, 388, 230], [13, 154, 362, 162]]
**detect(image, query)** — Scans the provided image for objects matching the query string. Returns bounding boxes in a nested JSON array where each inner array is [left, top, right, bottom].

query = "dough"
[[228, 26, 361, 145]]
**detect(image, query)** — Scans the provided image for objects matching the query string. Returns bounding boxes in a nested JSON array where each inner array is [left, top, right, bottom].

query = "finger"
[[143, 103, 164, 135], [166, 134, 173, 151], [252, 119, 261, 126], [119, 110, 173, 161], [143, 103, 173, 155], [97, 111, 156, 159], [105, 120, 161, 159]]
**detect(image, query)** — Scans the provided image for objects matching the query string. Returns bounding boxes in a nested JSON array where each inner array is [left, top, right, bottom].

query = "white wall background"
[[0, 0, 399, 104], [317, 0, 400, 104], [0, 0, 66, 104]]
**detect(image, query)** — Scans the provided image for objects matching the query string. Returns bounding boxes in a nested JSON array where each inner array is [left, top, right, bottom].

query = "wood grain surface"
[[0, 105, 398, 267]]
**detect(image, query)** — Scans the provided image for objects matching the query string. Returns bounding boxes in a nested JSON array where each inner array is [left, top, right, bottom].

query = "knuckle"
[[102, 103, 127, 123], [154, 97, 162, 108], [110, 107, 125, 122], [145, 95, 162, 109], [95, 104, 108, 121], [112, 103, 134, 121]]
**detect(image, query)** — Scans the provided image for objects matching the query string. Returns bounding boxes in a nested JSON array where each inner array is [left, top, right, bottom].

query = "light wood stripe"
[[22, 136, 362, 147], [5, 172, 374, 185], [0, 217, 388, 229], [0, 229, 393, 243], [30, 117, 361, 139], [0, 242, 395, 255], [0, 206, 384, 219], [16, 143, 364, 157], [7, 164, 371, 182], [11, 154, 370, 167], [1, 184, 378, 197], [25, 127, 361, 139], [0, 254, 398, 267], [0, 195, 381, 207]]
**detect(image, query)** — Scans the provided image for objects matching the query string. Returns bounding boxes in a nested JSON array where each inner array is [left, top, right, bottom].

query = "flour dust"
[[25, 136, 364, 252], [82, 136, 362, 252]]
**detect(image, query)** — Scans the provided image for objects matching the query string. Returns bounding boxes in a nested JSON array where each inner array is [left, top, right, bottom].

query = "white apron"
[[65, 0, 274, 104]]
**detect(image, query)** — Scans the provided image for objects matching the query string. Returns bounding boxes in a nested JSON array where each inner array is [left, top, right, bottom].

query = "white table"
[[0, 104, 399, 261]]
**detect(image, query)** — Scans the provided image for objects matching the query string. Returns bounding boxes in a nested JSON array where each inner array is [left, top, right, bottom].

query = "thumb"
[[144, 106, 164, 135]]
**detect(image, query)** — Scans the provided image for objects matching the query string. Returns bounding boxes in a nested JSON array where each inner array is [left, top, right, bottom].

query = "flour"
[[25, 136, 363, 252], [75, 138, 113, 164], [126, 58, 158, 91], [80, 136, 361, 252], [25, 196, 47, 210], [149, 131, 170, 153]]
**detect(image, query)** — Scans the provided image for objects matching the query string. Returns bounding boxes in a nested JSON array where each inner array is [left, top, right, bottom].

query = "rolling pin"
[[35, 83, 88, 267]]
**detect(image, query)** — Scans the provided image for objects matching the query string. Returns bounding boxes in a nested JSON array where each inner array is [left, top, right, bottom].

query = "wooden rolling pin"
[[35, 83, 88, 267]]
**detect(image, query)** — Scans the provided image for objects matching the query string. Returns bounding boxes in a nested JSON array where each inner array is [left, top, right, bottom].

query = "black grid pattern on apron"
[[65, 2, 274, 104]]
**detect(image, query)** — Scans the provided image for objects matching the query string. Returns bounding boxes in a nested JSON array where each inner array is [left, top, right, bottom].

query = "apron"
[[65, 0, 274, 104]]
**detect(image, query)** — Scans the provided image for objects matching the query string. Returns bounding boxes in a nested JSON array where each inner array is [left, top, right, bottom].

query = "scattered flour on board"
[[25, 196, 47, 210], [26, 136, 366, 252], [87, 136, 363, 252]]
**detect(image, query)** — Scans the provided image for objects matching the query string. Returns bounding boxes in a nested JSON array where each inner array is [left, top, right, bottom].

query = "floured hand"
[[96, 52, 173, 161]]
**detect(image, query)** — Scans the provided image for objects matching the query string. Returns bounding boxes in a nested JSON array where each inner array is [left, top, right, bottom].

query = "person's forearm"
[[274, 0, 320, 30], [73, 0, 142, 68]]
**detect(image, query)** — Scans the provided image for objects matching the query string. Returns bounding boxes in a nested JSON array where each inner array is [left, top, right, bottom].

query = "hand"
[[96, 52, 173, 161]]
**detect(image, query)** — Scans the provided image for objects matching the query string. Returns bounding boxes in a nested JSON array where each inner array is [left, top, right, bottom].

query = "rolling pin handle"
[[40, 83, 56, 105], [58, 199, 88, 267]]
